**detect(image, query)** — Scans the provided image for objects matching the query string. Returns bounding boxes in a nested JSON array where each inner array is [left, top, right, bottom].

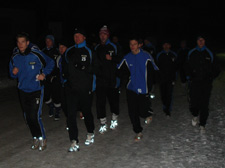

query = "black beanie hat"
[[73, 27, 86, 37]]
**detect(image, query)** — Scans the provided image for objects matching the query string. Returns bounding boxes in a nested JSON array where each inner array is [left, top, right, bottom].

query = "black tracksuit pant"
[[126, 89, 152, 133], [189, 81, 212, 127], [96, 86, 120, 119], [60, 85, 68, 118], [44, 77, 61, 107], [66, 87, 94, 142], [159, 81, 174, 115], [19, 89, 46, 139]]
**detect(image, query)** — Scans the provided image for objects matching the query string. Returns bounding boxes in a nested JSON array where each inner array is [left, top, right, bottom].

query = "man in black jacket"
[[156, 41, 178, 117], [42, 35, 61, 120], [177, 40, 189, 85], [65, 28, 97, 152], [95, 25, 122, 134], [185, 36, 220, 133]]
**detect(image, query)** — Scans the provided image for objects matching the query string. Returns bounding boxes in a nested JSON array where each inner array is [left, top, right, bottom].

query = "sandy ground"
[[0, 73, 224, 168]]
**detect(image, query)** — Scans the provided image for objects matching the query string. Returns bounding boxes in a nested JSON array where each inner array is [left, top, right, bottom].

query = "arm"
[[116, 58, 130, 87], [212, 54, 221, 79], [9, 56, 18, 79], [41, 51, 55, 77]]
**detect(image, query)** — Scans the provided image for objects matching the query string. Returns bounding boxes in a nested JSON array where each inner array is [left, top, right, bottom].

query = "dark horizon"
[[1, 1, 225, 53]]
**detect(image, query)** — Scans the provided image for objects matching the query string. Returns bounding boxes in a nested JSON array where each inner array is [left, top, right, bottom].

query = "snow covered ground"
[[0, 71, 224, 168]]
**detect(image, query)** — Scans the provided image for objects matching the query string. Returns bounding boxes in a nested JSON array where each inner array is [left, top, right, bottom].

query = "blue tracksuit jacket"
[[117, 49, 158, 94], [9, 48, 55, 92]]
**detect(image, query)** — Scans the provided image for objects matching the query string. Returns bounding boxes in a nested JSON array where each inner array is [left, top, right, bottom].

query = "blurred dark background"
[[1, 0, 225, 76]]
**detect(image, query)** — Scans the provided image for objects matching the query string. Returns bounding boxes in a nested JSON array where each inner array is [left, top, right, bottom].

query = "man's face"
[[112, 36, 118, 44], [163, 43, 171, 51], [59, 45, 67, 55], [129, 40, 140, 53], [74, 33, 86, 44], [17, 37, 29, 53], [46, 38, 54, 48], [99, 33, 108, 44], [197, 38, 205, 48]]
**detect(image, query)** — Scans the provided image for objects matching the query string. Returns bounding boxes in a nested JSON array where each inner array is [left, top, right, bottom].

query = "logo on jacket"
[[205, 57, 211, 61], [108, 51, 114, 56], [81, 55, 87, 61], [138, 88, 142, 93]]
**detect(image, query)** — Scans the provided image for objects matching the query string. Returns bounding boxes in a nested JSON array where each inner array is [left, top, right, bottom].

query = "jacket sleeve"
[[84, 51, 100, 75], [9, 57, 18, 79], [111, 45, 123, 64], [116, 58, 130, 87], [212, 54, 221, 79], [41, 51, 55, 76]]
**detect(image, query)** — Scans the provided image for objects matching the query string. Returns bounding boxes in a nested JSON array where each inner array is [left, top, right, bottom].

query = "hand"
[[106, 54, 112, 60], [37, 73, 45, 81], [12, 67, 19, 75]]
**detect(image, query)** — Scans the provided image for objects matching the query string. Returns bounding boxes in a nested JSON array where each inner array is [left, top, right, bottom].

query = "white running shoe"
[[31, 137, 39, 150], [200, 126, 206, 134], [38, 137, 47, 151], [134, 132, 143, 142], [110, 120, 118, 130], [192, 116, 198, 126], [145, 116, 153, 125], [99, 124, 107, 134], [85, 133, 95, 146], [68, 140, 80, 152]]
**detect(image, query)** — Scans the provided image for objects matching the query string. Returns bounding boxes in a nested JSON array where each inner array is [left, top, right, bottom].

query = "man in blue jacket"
[[9, 32, 55, 151], [117, 36, 158, 142]]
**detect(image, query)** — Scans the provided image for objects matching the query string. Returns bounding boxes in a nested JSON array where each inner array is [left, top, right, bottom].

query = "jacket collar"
[[75, 40, 86, 48], [196, 45, 206, 51], [19, 47, 31, 56]]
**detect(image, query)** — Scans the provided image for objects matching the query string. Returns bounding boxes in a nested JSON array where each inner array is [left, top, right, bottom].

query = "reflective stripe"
[[38, 88, 46, 139]]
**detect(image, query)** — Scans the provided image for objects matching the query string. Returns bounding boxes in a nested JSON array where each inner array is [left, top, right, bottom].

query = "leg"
[[60, 85, 68, 118], [165, 81, 174, 115], [189, 82, 201, 117], [19, 89, 45, 139], [107, 87, 120, 129], [52, 78, 62, 120], [44, 79, 54, 117], [159, 82, 167, 112], [126, 90, 143, 133], [79, 90, 95, 134], [96, 86, 107, 120], [138, 94, 153, 118], [66, 87, 79, 142], [199, 83, 212, 127], [107, 87, 120, 116]]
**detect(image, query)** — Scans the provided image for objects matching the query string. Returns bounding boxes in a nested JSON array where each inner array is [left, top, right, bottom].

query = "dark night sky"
[[1, 0, 225, 51]]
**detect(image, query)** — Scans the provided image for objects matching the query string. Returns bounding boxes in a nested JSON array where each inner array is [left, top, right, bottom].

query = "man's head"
[[144, 36, 152, 46], [16, 32, 30, 53], [73, 28, 86, 45], [112, 35, 119, 44], [58, 40, 68, 55], [99, 25, 110, 44], [129, 36, 142, 54], [197, 36, 206, 48], [45, 35, 54, 49], [162, 41, 171, 52]]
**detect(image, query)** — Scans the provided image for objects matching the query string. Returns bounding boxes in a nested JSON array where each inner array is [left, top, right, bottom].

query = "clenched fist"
[[12, 67, 19, 75]]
